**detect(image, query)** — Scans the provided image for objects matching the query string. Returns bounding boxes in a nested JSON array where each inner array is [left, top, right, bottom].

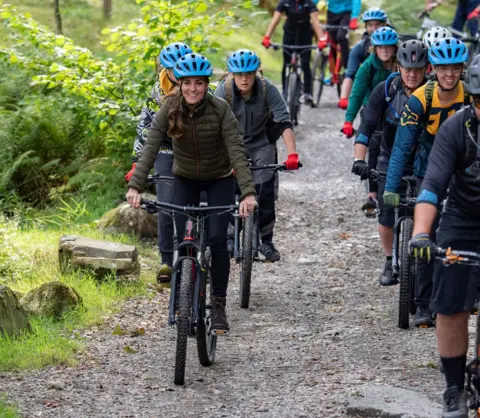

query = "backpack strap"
[[258, 74, 269, 112], [423, 80, 436, 126], [384, 72, 401, 120]]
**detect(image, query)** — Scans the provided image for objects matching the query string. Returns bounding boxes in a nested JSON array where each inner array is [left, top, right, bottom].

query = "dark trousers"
[[173, 175, 235, 297], [257, 177, 276, 241], [154, 152, 174, 266], [282, 30, 313, 95], [452, 0, 479, 37], [326, 10, 351, 68]]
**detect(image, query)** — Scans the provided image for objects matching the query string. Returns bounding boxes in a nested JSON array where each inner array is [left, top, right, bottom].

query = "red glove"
[[261, 35, 272, 48], [125, 163, 137, 182], [468, 8, 480, 20], [342, 121, 354, 138], [338, 97, 348, 110], [284, 153, 300, 170], [317, 38, 328, 50], [349, 18, 359, 30]]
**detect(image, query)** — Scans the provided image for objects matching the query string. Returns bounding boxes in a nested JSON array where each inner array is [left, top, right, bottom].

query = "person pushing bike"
[[262, 0, 325, 105], [126, 53, 257, 333], [215, 49, 300, 262], [409, 55, 480, 418]]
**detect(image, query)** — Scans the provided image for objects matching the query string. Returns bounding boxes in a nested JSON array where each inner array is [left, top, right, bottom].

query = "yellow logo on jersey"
[[400, 104, 420, 126]]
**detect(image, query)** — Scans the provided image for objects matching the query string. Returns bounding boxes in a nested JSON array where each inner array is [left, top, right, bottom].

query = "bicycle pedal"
[[212, 329, 229, 336]]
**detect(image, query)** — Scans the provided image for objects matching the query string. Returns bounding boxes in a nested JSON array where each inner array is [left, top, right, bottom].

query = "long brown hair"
[[165, 88, 184, 140]]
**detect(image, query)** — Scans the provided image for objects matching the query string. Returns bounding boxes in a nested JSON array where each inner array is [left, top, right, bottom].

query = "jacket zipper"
[[192, 118, 200, 179]]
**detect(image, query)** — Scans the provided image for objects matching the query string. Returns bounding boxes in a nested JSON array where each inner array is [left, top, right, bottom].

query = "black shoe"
[[156, 264, 172, 285], [442, 386, 468, 418], [379, 260, 397, 286], [227, 237, 234, 259], [260, 241, 281, 262], [414, 306, 434, 328], [211, 296, 229, 333]]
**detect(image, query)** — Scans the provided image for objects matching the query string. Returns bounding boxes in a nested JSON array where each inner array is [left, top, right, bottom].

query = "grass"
[[0, 212, 159, 371], [0, 397, 19, 418]]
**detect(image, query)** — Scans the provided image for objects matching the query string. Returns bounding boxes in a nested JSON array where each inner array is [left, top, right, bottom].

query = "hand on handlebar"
[[351, 160, 370, 180], [126, 187, 141, 209], [342, 121, 355, 138], [239, 195, 257, 218], [468, 8, 480, 21], [409, 233, 434, 262], [317, 38, 328, 50], [382, 191, 400, 207], [349, 18, 358, 30], [284, 153, 300, 170], [125, 163, 136, 182], [261, 35, 272, 48]]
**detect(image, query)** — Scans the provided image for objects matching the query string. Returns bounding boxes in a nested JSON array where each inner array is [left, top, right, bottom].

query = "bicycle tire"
[[409, 260, 416, 316], [336, 74, 343, 99], [197, 249, 217, 366], [287, 72, 299, 126], [240, 213, 254, 309], [174, 258, 193, 386], [312, 52, 327, 106], [398, 218, 413, 330]]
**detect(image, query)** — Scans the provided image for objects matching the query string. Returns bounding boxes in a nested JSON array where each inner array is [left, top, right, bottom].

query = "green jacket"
[[128, 93, 256, 200], [345, 53, 392, 123]]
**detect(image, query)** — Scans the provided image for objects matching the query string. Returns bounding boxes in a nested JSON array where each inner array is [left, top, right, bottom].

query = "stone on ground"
[[20, 281, 82, 319], [0, 285, 31, 336], [346, 384, 442, 418], [98, 192, 157, 238], [58, 235, 139, 277]]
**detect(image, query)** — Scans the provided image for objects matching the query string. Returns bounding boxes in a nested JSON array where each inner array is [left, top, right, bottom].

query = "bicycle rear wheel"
[[398, 218, 413, 330], [240, 213, 255, 309], [336, 74, 343, 99], [287, 72, 299, 126], [174, 259, 193, 385], [197, 249, 217, 366]]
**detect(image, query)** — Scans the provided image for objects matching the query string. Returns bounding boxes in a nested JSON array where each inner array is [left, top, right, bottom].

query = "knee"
[[209, 235, 227, 250], [437, 312, 469, 327], [337, 30, 348, 43]]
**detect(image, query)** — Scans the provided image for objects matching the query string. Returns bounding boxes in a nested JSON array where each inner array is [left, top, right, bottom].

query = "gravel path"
[[1, 88, 446, 417]]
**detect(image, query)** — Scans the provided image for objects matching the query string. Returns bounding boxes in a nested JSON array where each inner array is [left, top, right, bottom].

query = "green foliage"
[[0, 396, 19, 418]]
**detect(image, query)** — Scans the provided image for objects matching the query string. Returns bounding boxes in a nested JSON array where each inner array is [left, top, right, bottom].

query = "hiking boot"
[[442, 386, 468, 418], [227, 237, 234, 259], [301, 93, 314, 106], [260, 241, 281, 262], [211, 296, 229, 333], [379, 259, 397, 286], [414, 306, 434, 328], [156, 264, 172, 285]]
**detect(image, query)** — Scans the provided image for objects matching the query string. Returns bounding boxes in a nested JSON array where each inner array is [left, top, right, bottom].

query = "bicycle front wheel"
[[240, 213, 255, 309], [287, 72, 299, 126], [197, 249, 217, 366], [398, 218, 413, 330], [312, 52, 327, 106], [174, 258, 193, 385]]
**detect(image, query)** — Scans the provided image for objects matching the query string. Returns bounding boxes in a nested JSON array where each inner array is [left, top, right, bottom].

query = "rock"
[[21, 282, 82, 319], [0, 285, 31, 337], [58, 235, 139, 278], [48, 380, 66, 391], [346, 384, 442, 418], [98, 193, 158, 238]]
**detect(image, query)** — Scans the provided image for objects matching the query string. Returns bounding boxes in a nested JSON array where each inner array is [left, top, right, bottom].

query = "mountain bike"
[[269, 43, 317, 126], [434, 246, 480, 414], [138, 194, 237, 386], [312, 24, 349, 106], [233, 162, 302, 309]]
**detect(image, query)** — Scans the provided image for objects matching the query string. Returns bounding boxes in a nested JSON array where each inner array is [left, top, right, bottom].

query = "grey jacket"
[[214, 76, 292, 149]]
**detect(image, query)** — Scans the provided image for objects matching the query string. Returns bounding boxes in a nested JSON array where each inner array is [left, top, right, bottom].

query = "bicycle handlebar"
[[321, 24, 350, 31], [249, 162, 303, 171], [122, 197, 238, 214], [269, 44, 318, 52], [435, 246, 480, 265]]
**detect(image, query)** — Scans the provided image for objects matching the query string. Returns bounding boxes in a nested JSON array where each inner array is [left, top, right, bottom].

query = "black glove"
[[351, 160, 370, 180], [409, 233, 434, 262]]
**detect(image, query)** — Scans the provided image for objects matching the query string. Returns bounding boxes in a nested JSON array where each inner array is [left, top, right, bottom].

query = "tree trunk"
[[104, 0, 112, 20], [54, 0, 63, 34]]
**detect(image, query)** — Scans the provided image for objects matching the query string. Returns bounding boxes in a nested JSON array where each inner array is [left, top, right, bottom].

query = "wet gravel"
[[1, 89, 447, 417]]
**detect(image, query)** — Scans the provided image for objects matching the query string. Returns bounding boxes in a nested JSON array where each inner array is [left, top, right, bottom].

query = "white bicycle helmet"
[[422, 27, 452, 48]]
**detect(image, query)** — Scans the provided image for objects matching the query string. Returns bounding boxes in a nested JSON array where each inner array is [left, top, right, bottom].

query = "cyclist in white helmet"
[[422, 27, 452, 48]]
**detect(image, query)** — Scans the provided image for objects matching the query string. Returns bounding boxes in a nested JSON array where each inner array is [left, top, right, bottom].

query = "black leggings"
[[282, 30, 313, 95], [326, 10, 351, 69], [173, 175, 235, 297]]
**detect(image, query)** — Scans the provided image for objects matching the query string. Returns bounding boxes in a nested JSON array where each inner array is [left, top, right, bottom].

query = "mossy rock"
[[98, 192, 157, 238], [0, 285, 31, 337], [21, 281, 83, 320]]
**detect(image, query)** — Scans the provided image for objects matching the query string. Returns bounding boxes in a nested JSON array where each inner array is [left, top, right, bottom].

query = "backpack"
[[224, 73, 283, 144], [384, 72, 403, 122]]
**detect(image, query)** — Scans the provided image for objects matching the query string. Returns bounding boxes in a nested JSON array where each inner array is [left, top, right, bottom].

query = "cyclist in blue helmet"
[[125, 41, 193, 286], [338, 7, 388, 109], [216, 49, 300, 262], [384, 37, 470, 327], [127, 53, 257, 333]]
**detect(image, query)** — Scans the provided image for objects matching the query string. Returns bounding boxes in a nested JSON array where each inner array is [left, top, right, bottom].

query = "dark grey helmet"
[[465, 54, 480, 96], [397, 39, 428, 68]]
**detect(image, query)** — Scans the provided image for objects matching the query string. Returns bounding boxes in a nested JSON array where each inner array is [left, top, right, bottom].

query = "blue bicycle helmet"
[[362, 7, 387, 22], [428, 37, 468, 65], [174, 53, 213, 79], [159, 42, 193, 69], [371, 27, 399, 46], [227, 49, 260, 73]]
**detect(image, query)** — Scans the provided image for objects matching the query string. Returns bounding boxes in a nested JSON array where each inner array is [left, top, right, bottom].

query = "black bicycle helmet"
[[397, 39, 429, 68], [465, 54, 480, 96]]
